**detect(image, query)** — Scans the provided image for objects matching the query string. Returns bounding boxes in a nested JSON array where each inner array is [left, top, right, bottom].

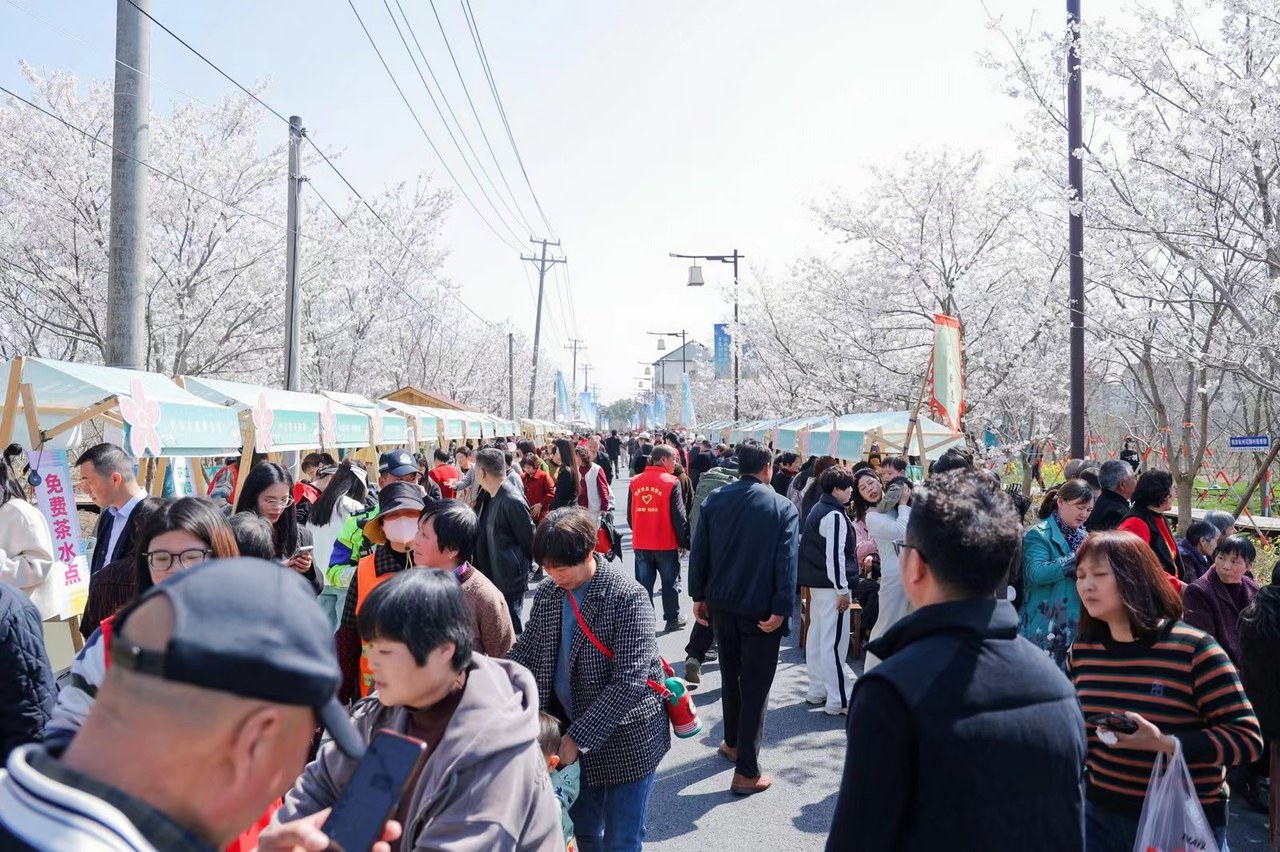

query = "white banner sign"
[[32, 450, 89, 618]]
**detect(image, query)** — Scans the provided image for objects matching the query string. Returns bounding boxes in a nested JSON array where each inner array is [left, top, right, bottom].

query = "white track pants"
[[805, 588, 854, 712]]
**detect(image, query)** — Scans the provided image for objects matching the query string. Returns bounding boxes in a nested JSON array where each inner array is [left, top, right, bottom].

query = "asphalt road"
[[593, 470, 1272, 851]]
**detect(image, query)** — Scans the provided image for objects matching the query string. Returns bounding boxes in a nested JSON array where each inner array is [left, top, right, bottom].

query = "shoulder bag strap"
[[566, 591, 671, 699]]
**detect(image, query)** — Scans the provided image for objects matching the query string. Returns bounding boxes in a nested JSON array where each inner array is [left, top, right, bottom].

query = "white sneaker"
[[823, 705, 849, 716], [804, 696, 825, 706]]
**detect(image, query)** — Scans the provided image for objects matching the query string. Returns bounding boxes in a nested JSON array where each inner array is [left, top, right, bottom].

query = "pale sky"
[[2, 0, 1075, 405]]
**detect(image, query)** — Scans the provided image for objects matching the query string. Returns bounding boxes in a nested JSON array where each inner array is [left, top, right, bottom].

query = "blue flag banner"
[[654, 394, 668, 426], [714, 323, 731, 380], [556, 371, 570, 419], [681, 373, 696, 427], [641, 403, 652, 428]]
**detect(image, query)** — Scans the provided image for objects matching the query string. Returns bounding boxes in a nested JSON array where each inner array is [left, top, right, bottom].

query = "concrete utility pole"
[[105, 0, 151, 369], [1067, 0, 1086, 458], [507, 333, 515, 420], [581, 363, 592, 395], [283, 115, 304, 391], [564, 338, 585, 392], [522, 237, 566, 417]]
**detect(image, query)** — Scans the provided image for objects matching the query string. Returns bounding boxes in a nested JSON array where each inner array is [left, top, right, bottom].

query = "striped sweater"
[[1068, 620, 1263, 826]]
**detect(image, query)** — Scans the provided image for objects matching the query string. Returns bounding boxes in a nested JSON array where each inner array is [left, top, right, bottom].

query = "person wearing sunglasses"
[[234, 462, 318, 593], [44, 496, 240, 748]]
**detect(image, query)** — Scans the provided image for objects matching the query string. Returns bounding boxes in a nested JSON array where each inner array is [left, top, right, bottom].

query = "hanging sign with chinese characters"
[[32, 450, 89, 618]]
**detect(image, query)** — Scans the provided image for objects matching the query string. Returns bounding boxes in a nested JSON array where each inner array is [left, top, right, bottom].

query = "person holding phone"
[[277, 569, 560, 851], [1070, 531, 1262, 852], [234, 462, 319, 594]]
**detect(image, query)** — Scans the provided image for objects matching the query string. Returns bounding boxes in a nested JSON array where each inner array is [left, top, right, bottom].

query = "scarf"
[[1053, 512, 1087, 553]]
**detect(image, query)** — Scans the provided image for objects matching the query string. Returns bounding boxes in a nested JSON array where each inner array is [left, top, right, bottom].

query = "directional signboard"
[[1228, 435, 1271, 452]]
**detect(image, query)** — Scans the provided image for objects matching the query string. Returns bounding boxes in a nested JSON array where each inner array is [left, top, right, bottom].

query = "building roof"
[[651, 340, 710, 368], [385, 385, 473, 412]]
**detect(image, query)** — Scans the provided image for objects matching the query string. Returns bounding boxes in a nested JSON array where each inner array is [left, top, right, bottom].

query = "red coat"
[[521, 468, 555, 516]]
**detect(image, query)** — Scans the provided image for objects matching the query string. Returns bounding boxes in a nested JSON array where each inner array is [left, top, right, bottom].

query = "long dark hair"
[[1037, 478, 1095, 520], [309, 463, 368, 527], [849, 468, 880, 522], [234, 462, 299, 558], [0, 444, 25, 506], [1076, 531, 1183, 642], [134, 496, 239, 597], [555, 438, 580, 492]]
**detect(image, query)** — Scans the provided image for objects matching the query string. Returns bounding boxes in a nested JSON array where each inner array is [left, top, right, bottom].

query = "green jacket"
[[326, 506, 378, 587], [691, 466, 738, 534]]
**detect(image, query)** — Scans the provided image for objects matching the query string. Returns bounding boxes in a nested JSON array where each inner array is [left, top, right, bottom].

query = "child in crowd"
[[539, 711, 580, 851]]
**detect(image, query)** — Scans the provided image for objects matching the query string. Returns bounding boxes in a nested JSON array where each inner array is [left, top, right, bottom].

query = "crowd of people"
[[0, 429, 1276, 851]]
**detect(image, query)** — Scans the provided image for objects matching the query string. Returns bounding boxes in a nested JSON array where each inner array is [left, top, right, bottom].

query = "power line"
[[388, 0, 534, 236], [460, 0, 558, 239], [345, 0, 525, 254]]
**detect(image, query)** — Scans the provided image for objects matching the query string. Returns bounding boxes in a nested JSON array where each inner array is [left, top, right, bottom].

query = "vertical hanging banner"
[[641, 402, 652, 428], [929, 314, 965, 432], [556, 371, 571, 420], [32, 450, 86, 618], [681, 373, 697, 428], [654, 394, 668, 426], [713, 323, 731, 379]]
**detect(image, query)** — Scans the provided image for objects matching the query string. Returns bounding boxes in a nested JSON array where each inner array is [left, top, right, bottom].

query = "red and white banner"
[[929, 314, 965, 432]]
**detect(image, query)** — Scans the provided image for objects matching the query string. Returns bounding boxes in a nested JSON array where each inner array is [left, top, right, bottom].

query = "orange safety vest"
[[354, 552, 398, 698]]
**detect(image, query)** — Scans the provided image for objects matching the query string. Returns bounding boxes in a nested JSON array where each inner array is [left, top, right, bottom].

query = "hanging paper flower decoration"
[[320, 401, 337, 449], [118, 378, 163, 458], [252, 393, 274, 453], [370, 412, 383, 448]]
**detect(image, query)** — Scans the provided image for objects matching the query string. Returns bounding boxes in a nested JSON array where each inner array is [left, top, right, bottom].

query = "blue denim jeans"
[[571, 771, 656, 852], [1084, 800, 1228, 852], [634, 549, 681, 624]]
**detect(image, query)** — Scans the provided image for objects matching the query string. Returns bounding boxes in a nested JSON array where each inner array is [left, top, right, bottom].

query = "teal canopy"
[[181, 376, 371, 452], [321, 391, 409, 447]]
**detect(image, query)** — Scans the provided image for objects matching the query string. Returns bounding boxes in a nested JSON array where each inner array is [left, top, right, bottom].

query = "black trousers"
[[685, 619, 715, 661], [710, 609, 783, 779]]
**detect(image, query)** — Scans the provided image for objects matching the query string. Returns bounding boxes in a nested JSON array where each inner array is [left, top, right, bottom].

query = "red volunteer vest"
[[629, 467, 680, 551]]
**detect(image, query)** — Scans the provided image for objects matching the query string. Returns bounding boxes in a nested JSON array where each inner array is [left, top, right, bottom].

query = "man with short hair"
[[587, 435, 613, 485], [771, 452, 801, 497], [630, 432, 654, 476], [1088, 459, 1135, 532], [428, 447, 462, 499], [76, 443, 146, 576], [451, 446, 479, 506], [628, 445, 690, 632], [605, 430, 623, 478], [413, 499, 515, 657], [798, 465, 857, 716], [827, 471, 1086, 850], [473, 449, 535, 633], [0, 558, 372, 851], [689, 443, 798, 796]]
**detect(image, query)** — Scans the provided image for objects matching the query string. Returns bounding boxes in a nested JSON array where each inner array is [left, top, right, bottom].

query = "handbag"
[[565, 591, 701, 738], [1132, 738, 1218, 852]]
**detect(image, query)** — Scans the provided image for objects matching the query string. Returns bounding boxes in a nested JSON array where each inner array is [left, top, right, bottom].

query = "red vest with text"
[[629, 467, 680, 551]]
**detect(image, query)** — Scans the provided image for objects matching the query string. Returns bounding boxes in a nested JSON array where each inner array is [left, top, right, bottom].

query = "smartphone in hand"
[[1086, 712, 1138, 734], [322, 731, 426, 852]]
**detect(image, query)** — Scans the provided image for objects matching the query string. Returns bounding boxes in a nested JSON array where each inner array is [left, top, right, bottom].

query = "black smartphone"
[[1086, 712, 1138, 734], [322, 730, 427, 852]]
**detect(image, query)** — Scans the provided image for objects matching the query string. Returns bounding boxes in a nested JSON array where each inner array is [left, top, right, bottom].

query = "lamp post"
[[670, 250, 742, 421], [646, 329, 687, 396]]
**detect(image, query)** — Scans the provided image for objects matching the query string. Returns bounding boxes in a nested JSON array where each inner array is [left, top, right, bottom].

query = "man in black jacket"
[[76, 443, 147, 576], [1087, 459, 1135, 532], [473, 449, 535, 633], [689, 442, 798, 796], [827, 470, 1086, 851]]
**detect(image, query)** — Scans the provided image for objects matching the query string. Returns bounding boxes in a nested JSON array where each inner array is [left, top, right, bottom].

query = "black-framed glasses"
[[145, 549, 213, 572], [891, 540, 917, 558]]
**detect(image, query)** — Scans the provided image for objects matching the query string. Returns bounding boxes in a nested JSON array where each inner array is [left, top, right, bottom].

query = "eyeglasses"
[[891, 540, 917, 558], [260, 496, 294, 510], [145, 549, 213, 572]]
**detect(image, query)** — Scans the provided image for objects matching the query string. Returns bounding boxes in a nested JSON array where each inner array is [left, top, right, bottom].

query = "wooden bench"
[[799, 587, 863, 659]]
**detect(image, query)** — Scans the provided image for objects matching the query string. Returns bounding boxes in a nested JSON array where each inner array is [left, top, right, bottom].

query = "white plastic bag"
[[1133, 739, 1218, 852]]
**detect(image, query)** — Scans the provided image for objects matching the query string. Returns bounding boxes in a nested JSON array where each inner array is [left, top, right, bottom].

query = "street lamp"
[[670, 250, 743, 421], [646, 329, 688, 396]]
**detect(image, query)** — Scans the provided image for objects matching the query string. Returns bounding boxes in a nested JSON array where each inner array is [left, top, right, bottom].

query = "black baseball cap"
[[379, 449, 418, 478], [364, 481, 426, 545], [111, 558, 366, 760]]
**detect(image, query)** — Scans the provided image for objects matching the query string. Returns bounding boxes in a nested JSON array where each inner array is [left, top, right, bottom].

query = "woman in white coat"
[[0, 445, 58, 620], [851, 468, 911, 671]]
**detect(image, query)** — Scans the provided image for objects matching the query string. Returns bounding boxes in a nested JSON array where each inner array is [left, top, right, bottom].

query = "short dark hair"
[[301, 452, 325, 471], [819, 465, 854, 494], [419, 499, 478, 564], [228, 512, 275, 560], [779, 452, 799, 467], [1214, 534, 1257, 565], [517, 440, 535, 455], [357, 569, 474, 670], [905, 470, 1022, 597], [455, 445, 473, 457], [75, 443, 134, 478], [475, 448, 506, 477], [521, 453, 540, 471], [885, 456, 908, 474], [433, 448, 450, 463], [650, 445, 676, 464], [736, 443, 772, 476], [929, 447, 973, 476], [1131, 469, 1173, 509], [1077, 532, 1183, 641], [1183, 520, 1218, 547], [537, 711, 562, 758], [533, 507, 597, 568]]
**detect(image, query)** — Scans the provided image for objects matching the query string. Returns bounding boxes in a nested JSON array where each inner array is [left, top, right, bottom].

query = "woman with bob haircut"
[[1068, 531, 1262, 852], [277, 568, 560, 850], [1182, 535, 1260, 668], [1116, 469, 1183, 579]]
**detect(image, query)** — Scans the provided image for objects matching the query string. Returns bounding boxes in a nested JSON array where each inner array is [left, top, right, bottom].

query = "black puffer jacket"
[[0, 583, 55, 761]]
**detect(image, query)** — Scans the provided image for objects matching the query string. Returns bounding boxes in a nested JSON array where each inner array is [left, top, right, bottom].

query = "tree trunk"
[[1174, 474, 1195, 532]]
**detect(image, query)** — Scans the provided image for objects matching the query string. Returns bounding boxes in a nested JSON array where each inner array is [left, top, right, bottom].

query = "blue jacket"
[[689, 477, 799, 630], [1018, 517, 1080, 670], [0, 583, 55, 762]]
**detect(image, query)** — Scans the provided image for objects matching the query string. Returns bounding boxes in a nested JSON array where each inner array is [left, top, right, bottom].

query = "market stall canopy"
[[320, 391, 408, 448], [379, 399, 441, 448], [0, 357, 241, 457], [805, 411, 964, 460], [775, 415, 832, 453], [419, 406, 465, 441], [180, 376, 370, 452]]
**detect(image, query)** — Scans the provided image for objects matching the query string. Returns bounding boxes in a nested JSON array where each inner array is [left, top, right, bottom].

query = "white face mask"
[[382, 517, 418, 545]]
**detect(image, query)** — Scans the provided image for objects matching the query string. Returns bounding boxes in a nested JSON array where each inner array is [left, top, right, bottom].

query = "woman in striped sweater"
[[1069, 531, 1262, 852]]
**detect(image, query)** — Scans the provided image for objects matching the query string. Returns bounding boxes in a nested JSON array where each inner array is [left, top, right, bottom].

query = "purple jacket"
[[1182, 569, 1259, 667]]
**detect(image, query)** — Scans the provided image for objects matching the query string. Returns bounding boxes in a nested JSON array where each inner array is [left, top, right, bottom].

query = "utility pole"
[[507, 333, 515, 420], [564, 338, 585, 392], [522, 237, 566, 417], [581, 363, 592, 395], [105, 0, 151, 369], [283, 116, 304, 391], [1067, 0, 1086, 458]]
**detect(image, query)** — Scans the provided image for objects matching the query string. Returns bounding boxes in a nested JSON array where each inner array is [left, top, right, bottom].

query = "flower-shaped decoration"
[[119, 378, 162, 458], [828, 420, 839, 457], [252, 393, 274, 454], [320, 401, 337, 450], [370, 411, 383, 448]]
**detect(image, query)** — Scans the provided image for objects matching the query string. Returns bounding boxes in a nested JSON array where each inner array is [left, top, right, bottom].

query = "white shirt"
[[105, 493, 144, 562]]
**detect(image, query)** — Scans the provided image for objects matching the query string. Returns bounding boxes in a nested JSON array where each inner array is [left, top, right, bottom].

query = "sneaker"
[[684, 657, 701, 685], [804, 696, 825, 706], [823, 705, 849, 716], [665, 616, 689, 631], [705, 646, 718, 662]]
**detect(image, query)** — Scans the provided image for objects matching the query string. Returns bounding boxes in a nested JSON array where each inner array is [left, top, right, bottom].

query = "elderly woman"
[[1203, 509, 1238, 540], [509, 508, 669, 852], [1018, 479, 1095, 670], [1175, 520, 1219, 581], [1116, 469, 1183, 579], [1182, 535, 1260, 668]]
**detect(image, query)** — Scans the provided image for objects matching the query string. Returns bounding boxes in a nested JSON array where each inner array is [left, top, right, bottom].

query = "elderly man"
[[1087, 459, 1135, 532], [473, 449, 535, 633], [587, 435, 614, 485]]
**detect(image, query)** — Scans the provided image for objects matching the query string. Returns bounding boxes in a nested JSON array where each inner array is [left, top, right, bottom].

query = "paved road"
[[590, 470, 1272, 851]]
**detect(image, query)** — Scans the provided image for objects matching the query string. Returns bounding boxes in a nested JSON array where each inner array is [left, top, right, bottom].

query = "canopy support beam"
[[0, 358, 22, 447]]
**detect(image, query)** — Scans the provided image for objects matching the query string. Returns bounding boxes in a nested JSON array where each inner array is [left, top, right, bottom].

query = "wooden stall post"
[[231, 420, 256, 508], [0, 357, 23, 447]]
